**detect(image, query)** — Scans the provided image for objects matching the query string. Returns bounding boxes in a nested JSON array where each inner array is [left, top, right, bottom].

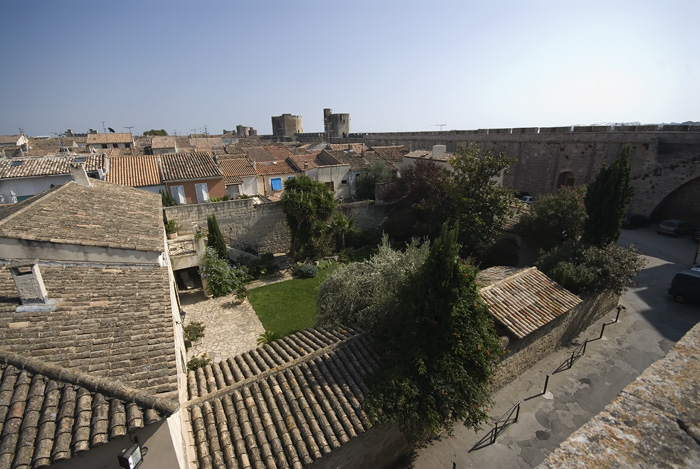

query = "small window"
[[195, 183, 209, 203], [171, 185, 186, 205], [271, 178, 282, 191], [324, 181, 335, 192], [113, 143, 119, 148], [101, 144, 108, 149], [341, 179, 347, 185]]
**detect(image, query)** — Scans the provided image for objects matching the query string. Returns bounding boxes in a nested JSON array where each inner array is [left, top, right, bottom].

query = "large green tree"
[[517, 186, 588, 251], [281, 175, 336, 259], [320, 223, 503, 442], [582, 144, 634, 246], [446, 144, 517, 258], [356, 160, 396, 200]]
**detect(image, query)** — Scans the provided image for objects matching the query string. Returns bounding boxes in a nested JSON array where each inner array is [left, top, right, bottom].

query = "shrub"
[[537, 241, 646, 295], [207, 214, 228, 261], [164, 219, 180, 234], [293, 263, 318, 278], [187, 354, 212, 371], [257, 330, 277, 345], [200, 247, 250, 298], [183, 321, 205, 343]]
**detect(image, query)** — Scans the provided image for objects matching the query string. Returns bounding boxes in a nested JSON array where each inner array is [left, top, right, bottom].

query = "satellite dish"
[[108, 127, 115, 133]]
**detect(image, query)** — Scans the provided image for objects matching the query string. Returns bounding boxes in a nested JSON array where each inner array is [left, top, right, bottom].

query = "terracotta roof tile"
[[159, 152, 224, 182], [86, 133, 134, 145], [371, 145, 409, 163], [106, 154, 162, 187], [0, 154, 106, 179], [188, 137, 224, 150], [0, 179, 164, 252], [245, 147, 279, 163], [186, 327, 378, 468], [151, 136, 177, 149], [0, 263, 179, 394], [220, 158, 255, 184], [286, 152, 327, 171], [0, 351, 177, 468], [254, 159, 297, 176], [328, 143, 368, 154], [0, 135, 24, 145], [263, 145, 293, 159], [478, 267, 582, 339]]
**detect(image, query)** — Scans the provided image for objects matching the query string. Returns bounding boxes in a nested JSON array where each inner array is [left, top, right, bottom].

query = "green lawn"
[[247, 263, 340, 339]]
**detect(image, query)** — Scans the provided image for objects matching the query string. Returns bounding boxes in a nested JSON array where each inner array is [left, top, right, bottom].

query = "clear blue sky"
[[1, 0, 698, 136]]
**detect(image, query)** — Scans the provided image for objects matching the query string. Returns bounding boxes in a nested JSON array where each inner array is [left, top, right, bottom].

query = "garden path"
[[179, 272, 294, 363]]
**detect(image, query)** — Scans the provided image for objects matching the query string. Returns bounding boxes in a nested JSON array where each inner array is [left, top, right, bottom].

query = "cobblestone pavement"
[[179, 272, 294, 363]]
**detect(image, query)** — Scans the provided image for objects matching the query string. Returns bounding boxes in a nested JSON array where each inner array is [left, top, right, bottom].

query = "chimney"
[[432, 145, 447, 159], [70, 162, 92, 187], [10, 260, 48, 305], [304, 161, 309, 170]]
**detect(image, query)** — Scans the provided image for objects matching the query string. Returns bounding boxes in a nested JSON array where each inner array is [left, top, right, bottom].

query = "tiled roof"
[[286, 152, 327, 171], [0, 135, 23, 145], [0, 179, 164, 252], [372, 146, 409, 166], [320, 150, 370, 171], [151, 136, 177, 149], [159, 152, 224, 182], [106, 154, 162, 187], [220, 158, 256, 185], [0, 154, 106, 179], [0, 263, 179, 395], [328, 143, 368, 154], [186, 327, 378, 469], [478, 267, 582, 339], [0, 351, 177, 469], [254, 159, 297, 176], [86, 133, 133, 145], [404, 150, 453, 162], [263, 145, 293, 160], [245, 147, 279, 163], [189, 137, 224, 150]]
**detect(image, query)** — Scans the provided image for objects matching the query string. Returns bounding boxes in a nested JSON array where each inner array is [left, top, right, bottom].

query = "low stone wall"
[[493, 291, 619, 390], [164, 199, 291, 254], [540, 320, 700, 467], [339, 201, 389, 231]]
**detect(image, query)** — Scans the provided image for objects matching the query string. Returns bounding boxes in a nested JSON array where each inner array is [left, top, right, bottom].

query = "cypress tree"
[[582, 144, 634, 247], [207, 214, 228, 260]]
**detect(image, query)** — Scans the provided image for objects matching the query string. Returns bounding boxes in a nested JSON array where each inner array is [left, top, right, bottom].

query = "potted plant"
[[165, 219, 180, 239]]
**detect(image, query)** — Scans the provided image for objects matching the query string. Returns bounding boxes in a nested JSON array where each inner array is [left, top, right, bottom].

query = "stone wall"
[[492, 291, 619, 390], [339, 200, 389, 231], [356, 126, 700, 219], [164, 199, 291, 254]]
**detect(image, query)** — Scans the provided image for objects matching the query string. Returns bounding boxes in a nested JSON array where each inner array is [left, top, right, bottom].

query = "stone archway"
[[648, 176, 700, 223], [557, 171, 575, 188]]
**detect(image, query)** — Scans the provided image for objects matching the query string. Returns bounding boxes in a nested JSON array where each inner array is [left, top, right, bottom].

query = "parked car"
[[657, 219, 696, 237], [519, 195, 536, 204], [668, 269, 700, 303], [621, 213, 650, 229]]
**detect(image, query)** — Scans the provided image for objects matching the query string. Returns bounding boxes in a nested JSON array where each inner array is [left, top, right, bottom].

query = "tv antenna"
[[124, 126, 134, 135], [432, 124, 447, 131], [102, 121, 107, 134]]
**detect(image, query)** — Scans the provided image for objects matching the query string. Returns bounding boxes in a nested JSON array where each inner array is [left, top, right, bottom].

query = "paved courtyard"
[[179, 272, 293, 363]]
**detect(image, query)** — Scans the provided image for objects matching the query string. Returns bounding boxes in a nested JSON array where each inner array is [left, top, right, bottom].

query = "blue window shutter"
[[271, 178, 282, 190]]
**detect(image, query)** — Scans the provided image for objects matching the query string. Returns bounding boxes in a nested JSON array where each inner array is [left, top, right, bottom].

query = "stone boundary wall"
[[339, 200, 389, 231], [164, 200, 290, 254], [493, 291, 619, 390]]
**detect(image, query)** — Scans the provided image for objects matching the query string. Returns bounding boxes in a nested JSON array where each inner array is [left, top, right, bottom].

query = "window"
[[171, 185, 186, 205], [270, 178, 282, 191], [101, 144, 108, 149], [325, 181, 335, 192], [113, 143, 119, 148], [341, 179, 347, 185], [195, 183, 209, 203]]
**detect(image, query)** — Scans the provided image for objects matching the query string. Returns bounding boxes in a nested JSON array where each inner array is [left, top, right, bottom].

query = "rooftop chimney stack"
[[10, 261, 49, 305], [70, 163, 92, 187]]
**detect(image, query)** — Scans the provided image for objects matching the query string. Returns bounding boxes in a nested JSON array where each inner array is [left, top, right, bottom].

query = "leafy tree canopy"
[[143, 129, 168, 136], [582, 144, 634, 246], [318, 224, 503, 442], [365, 222, 503, 442], [281, 175, 336, 259], [517, 186, 587, 251], [356, 160, 396, 200]]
